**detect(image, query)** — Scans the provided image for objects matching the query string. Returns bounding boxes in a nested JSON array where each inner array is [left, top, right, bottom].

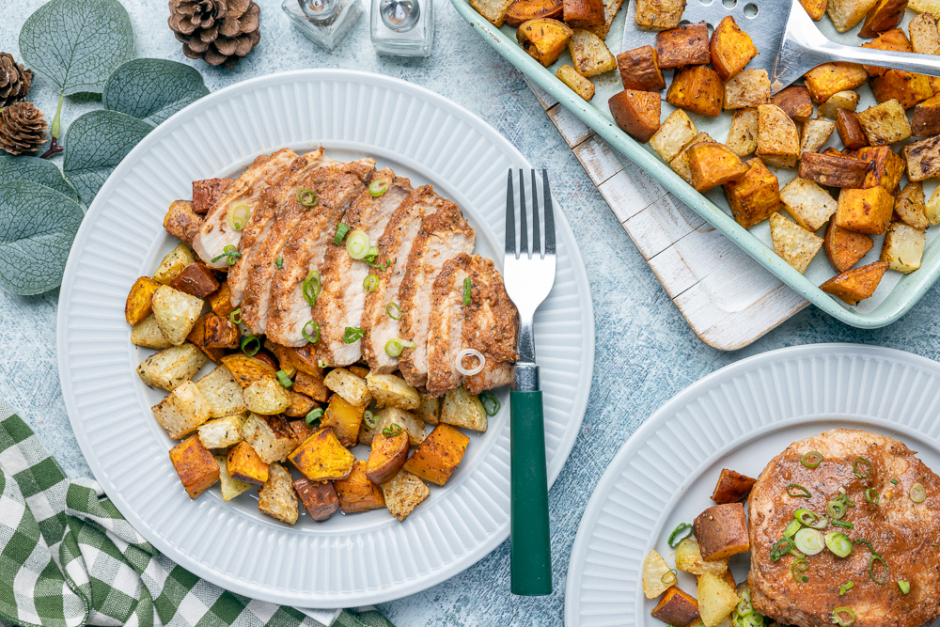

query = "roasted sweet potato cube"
[[293, 371, 330, 403], [757, 104, 801, 168], [609, 89, 661, 143], [517, 19, 572, 67], [220, 353, 276, 388], [799, 0, 828, 20], [836, 186, 895, 234], [895, 181, 929, 229], [192, 178, 235, 214], [365, 431, 410, 485], [667, 66, 724, 117], [334, 461, 386, 514], [859, 0, 908, 38], [688, 143, 749, 192], [164, 200, 202, 245], [723, 69, 771, 110], [288, 419, 318, 443], [616, 45, 666, 91], [825, 220, 875, 272], [804, 63, 869, 103], [836, 108, 869, 150], [723, 158, 781, 229], [798, 152, 869, 188], [402, 423, 470, 486], [634, 0, 684, 30], [772, 86, 815, 123], [881, 222, 926, 272], [207, 281, 235, 318], [556, 65, 594, 101], [289, 427, 355, 481], [709, 15, 757, 81], [820, 261, 890, 304], [226, 441, 269, 485], [169, 262, 219, 298], [694, 503, 750, 560], [204, 315, 238, 348], [711, 469, 757, 504], [671, 132, 717, 184], [770, 213, 823, 273], [727, 108, 759, 157], [858, 99, 912, 145], [505, 0, 562, 26], [125, 276, 161, 326], [293, 478, 340, 521], [656, 22, 710, 69], [322, 393, 364, 447], [861, 28, 911, 76], [185, 313, 223, 363], [871, 70, 934, 110], [912, 93, 940, 137], [563, 0, 602, 27], [651, 587, 700, 626], [284, 392, 317, 419], [903, 134, 940, 181], [169, 435, 219, 499], [855, 145, 904, 191]]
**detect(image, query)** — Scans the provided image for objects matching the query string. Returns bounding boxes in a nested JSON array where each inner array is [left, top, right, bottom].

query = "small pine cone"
[[0, 102, 49, 155], [168, 0, 260, 68], [0, 53, 33, 107]]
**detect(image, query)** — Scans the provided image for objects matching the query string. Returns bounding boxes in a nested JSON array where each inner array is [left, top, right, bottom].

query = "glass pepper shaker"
[[282, 0, 362, 53], [370, 0, 434, 57]]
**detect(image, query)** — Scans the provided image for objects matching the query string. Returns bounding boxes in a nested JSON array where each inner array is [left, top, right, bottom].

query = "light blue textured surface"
[[4, 0, 940, 624]]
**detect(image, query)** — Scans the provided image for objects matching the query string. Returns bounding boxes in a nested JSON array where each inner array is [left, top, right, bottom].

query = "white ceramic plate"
[[56, 70, 594, 608], [565, 343, 940, 627]]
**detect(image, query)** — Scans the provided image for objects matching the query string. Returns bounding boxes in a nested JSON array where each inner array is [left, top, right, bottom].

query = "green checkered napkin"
[[0, 404, 395, 627]]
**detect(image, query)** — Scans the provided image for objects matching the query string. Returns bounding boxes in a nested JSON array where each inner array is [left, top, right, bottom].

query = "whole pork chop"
[[748, 429, 940, 627]]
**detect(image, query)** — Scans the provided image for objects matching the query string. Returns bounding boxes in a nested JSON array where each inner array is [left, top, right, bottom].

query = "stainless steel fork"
[[503, 169, 556, 596]]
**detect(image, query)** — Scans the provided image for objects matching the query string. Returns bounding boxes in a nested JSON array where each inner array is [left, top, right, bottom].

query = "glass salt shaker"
[[282, 0, 362, 53], [370, 0, 434, 57]]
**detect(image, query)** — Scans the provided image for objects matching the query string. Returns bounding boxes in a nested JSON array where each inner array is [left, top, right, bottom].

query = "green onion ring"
[[317, 359, 328, 369], [795, 509, 823, 527], [363, 410, 379, 430], [869, 555, 888, 584], [661, 569, 677, 585], [334, 222, 350, 245], [479, 390, 501, 416], [384, 338, 416, 357], [855, 539, 878, 555], [386, 302, 402, 320], [825, 532, 853, 558], [865, 488, 880, 505], [342, 327, 365, 343], [787, 484, 811, 498], [771, 538, 795, 561], [382, 423, 402, 438], [305, 408, 323, 427], [229, 204, 250, 230], [853, 457, 872, 479], [302, 320, 320, 344], [302, 270, 321, 307], [240, 334, 261, 356], [211, 244, 242, 266], [668, 523, 693, 548], [783, 519, 802, 538], [801, 451, 823, 468], [369, 179, 390, 197], [827, 500, 846, 520], [275, 255, 283, 270], [791, 558, 809, 583], [297, 188, 318, 207], [229, 308, 242, 325], [794, 528, 825, 556], [898, 580, 910, 594], [832, 519, 854, 529], [839, 581, 854, 596], [276, 370, 293, 388], [363, 274, 378, 292], [345, 230, 370, 260], [832, 607, 856, 627], [911, 483, 927, 503], [891, 478, 899, 485]]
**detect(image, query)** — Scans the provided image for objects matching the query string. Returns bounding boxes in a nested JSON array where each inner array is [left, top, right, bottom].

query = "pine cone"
[[0, 53, 32, 107], [0, 102, 48, 155], [168, 0, 261, 68]]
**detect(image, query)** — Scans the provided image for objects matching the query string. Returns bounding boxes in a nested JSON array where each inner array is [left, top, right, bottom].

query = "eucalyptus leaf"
[[103, 59, 210, 126], [0, 156, 79, 201], [19, 0, 134, 96], [63, 110, 153, 205], [0, 181, 84, 295]]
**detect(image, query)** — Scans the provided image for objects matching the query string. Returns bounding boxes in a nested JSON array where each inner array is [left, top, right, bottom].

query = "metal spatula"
[[621, 0, 940, 94]]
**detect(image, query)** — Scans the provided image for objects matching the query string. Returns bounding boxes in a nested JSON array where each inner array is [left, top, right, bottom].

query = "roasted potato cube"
[[800, 0, 828, 20], [912, 94, 940, 137], [697, 573, 739, 627], [871, 70, 934, 110], [723, 69, 771, 110], [819, 90, 860, 119], [471, 0, 515, 26], [323, 367, 371, 407], [642, 549, 674, 599], [288, 419, 318, 443], [169, 262, 219, 299], [770, 213, 824, 273], [881, 222, 926, 272], [382, 470, 430, 521], [334, 461, 386, 514], [359, 407, 426, 446], [634, 0, 684, 30], [366, 372, 420, 410], [694, 503, 749, 560], [207, 281, 235, 318], [903, 134, 940, 181], [836, 186, 895, 234], [711, 469, 757, 504], [293, 478, 340, 521], [771, 86, 814, 123], [226, 441, 269, 485], [820, 261, 890, 304], [676, 538, 729, 575], [804, 63, 868, 103], [671, 133, 718, 184], [243, 376, 291, 416], [780, 178, 839, 231], [895, 182, 929, 229], [294, 370, 330, 403], [415, 393, 440, 425], [289, 427, 355, 481], [667, 66, 724, 117], [164, 200, 202, 245], [283, 391, 317, 418], [723, 158, 781, 229], [504, 0, 562, 26], [688, 143, 749, 192], [910, 11, 940, 54], [651, 587, 701, 626], [517, 19, 572, 66], [241, 413, 297, 464], [130, 315, 172, 349], [927, 184, 940, 224], [365, 431, 410, 485], [798, 152, 868, 189], [137, 343, 207, 391], [568, 29, 616, 76], [563, 0, 603, 28], [757, 104, 801, 169], [727, 108, 759, 157], [220, 353, 277, 388], [151, 285, 204, 346], [402, 423, 469, 486], [169, 435, 219, 499], [192, 178, 234, 214], [801, 118, 837, 154], [859, 0, 908, 38], [322, 393, 364, 447], [197, 413, 245, 449], [195, 364, 246, 417], [857, 99, 912, 145], [609, 89, 661, 143], [825, 220, 875, 272], [836, 108, 868, 150], [441, 386, 488, 432], [855, 145, 904, 191], [709, 15, 757, 81], [556, 65, 595, 101], [656, 22, 710, 69], [861, 28, 912, 77], [257, 462, 298, 525], [828, 0, 879, 32], [125, 276, 161, 326], [650, 110, 697, 163], [153, 242, 197, 284], [616, 45, 666, 91], [214, 454, 253, 501]]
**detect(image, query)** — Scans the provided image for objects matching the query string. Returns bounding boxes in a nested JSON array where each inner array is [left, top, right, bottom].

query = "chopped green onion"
[[832, 519, 854, 529], [363, 275, 378, 292], [479, 390, 501, 416], [792, 558, 809, 583], [384, 338, 416, 357], [787, 484, 811, 498], [297, 188, 318, 207], [343, 327, 365, 343], [305, 408, 324, 426], [801, 451, 823, 468], [211, 244, 242, 266], [891, 478, 899, 485], [911, 483, 927, 503], [240, 334, 261, 356], [229, 309, 242, 324], [795, 509, 826, 529], [794, 528, 825, 556], [783, 519, 802, 538], [839, 581, 854, 596], [382, 423, 402, 438], [302, 270, 321, 307], [364, 246, 380, 264], [661, 569, 677, 585], [855, 539, 878, 555], [736, 588, 753, 615], [771, 538, 795, 561], [369, 178, 390, 197], [276, 370, 293, 388], [853, 457, 872, 479], [835, 490, 856, 507], [827, 500, 846, 520], [334, 222, 350, 245], [668, 523, 693, 548], [865, 488, 880, 505], [229, 204, 250, 230], [832, 607, 856, 627], [869, 555, 888, 584], [317, 359, 328, 369], [737, 614, 763, 627], [275, 255, 283, 270], [898, 580, 910, 594], [346, 230, 370, 260], [826, 532, 853, 558], [387, 302, 402, 320], [463, 277, 472, 306], [302, 320, 320, 344], [364, 410, 378, 430]]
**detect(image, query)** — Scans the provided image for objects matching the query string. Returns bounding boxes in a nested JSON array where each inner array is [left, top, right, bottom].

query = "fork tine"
[[518, 169, 528, 257], [505, 170, 515, 257], [531, 169, 541, 255], [542, 169, 555, 255]]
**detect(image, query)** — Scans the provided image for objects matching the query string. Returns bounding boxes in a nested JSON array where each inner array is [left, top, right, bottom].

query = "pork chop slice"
[[265, 159, 375, 347], [461, 255, 518, 395], [360, 186, 453, 374], [314, 170, 413, 367], [425, 254, 471, 398], [398, 203, 476, 388], [191, 148, 297, 268]]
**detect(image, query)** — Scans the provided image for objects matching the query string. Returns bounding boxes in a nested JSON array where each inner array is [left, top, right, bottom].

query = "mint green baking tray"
[[450, 0, 940, 329]]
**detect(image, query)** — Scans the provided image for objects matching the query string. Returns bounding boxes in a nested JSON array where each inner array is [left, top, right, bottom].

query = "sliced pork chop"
[[361, 186, 453, 374], [425, 254, 471, 397], [191, 148, 297, 268], [314, 170, 412, 367], [397, 203, 476, 388], [461, 255, 518, 395], [265, 159, 375, 347]]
